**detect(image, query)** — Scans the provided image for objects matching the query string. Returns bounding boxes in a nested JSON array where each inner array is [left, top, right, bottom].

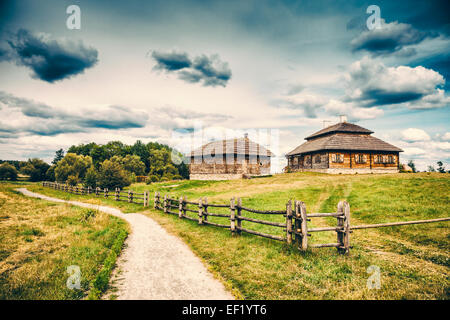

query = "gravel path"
[[17, 188, 234, 300]]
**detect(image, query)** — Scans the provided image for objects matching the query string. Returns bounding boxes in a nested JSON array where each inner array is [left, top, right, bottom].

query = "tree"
[[20, 158, 50, 182], [52, 149, 65, 165], [54, 153, 93, 183], [437, 161, 446, 173], [428, 165, 436, 172], [97, 159, 130, 189], [407, 160, 417, 173], [84, 166, 97, 188], [0, 162, 18, 181], [122, 154, 145, 175], [46, 165, 56, 181]]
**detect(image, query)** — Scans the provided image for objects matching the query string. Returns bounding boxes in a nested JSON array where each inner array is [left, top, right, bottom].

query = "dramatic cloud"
[[401, 128, 431, 142], [4, 29, 98, 82], [275, 91, 383, 122], [151, 50, 232, 87], [0, 91, 147, 136], [152, 105, 232, 130], [345, 57, 447, 108], [282, 93, 328, 118], [151, 51, 191, 71], [351, 20, 432, 56]]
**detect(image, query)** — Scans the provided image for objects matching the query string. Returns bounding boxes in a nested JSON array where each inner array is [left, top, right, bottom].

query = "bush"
[[145, 175, 159, 184], [0, 162, 18, 181], [97, 159, 131, 189], [67, 175, 79, 186], [83, 167, 97, 188], [55, 153, 93, 183]]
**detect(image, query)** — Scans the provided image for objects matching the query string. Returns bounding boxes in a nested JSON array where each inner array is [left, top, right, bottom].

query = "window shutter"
[[363, 154, 367, 163], [331, 154, 336, 162], [354, 154, 358, 162]]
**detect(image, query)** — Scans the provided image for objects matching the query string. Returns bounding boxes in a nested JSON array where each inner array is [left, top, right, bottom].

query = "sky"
[[0, 0, 449, 171]]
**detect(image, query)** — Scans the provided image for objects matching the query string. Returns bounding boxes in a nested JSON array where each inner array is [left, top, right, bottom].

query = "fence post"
[[286, 200, 293, 245], [128, 190, 132, 203], [337, 201, 351, 254], [198, 198, 203, 225], [230, 197, 236, 235], [183, 196, 187, 217], [115, 188, 119, 201], [178, 196, 183, 218], [203, 197, 208, 222], [236, 197, 242, 235], [154, 192, 158, 209], [163, 195, 167, 213], [296, 201, 308, 251]]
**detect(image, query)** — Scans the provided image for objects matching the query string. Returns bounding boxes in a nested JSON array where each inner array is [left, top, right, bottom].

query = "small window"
[[374, 155, 383, 164], [355, 154, 367, 164], [314, 155, 321, 163], [305, 155, 312, 165], [388, 155, 394, 164], [332, 153, 344, 163]]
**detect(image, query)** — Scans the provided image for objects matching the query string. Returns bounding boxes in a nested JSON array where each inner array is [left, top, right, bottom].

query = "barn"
[[189, 134, 274, 180], [286, 120, 403, 174]]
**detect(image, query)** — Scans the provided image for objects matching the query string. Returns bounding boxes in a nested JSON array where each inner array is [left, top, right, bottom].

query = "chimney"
[[339, 115, 347, 123]]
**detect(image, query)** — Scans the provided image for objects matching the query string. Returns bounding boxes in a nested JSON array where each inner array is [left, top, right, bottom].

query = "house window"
[[374, 155, 383, 164], [314, 155, 321, 163], [331, 153, 344, 163], [388, 155, 395, 164], [355, 154, 367, 164], [305, 155, 312, 165]]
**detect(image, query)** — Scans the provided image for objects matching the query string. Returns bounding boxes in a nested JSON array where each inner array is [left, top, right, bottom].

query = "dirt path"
[[16, 188, 234, 300]]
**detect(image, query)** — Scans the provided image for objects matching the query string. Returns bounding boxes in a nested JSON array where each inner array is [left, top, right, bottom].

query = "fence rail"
[[153, 191, 450, 254], [42, 181, 150, 207], [41, 182, 450, 255]]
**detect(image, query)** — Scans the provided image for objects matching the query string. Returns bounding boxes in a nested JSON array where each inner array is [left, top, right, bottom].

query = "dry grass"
[[0, 182, 128, 300], [28, 172, 450, 299]]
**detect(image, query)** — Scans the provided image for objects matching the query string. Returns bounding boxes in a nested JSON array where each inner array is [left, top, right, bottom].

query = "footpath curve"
[[17, 188, 234, 300]]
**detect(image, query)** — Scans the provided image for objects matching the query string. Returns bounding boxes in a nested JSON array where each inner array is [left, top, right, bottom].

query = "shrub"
[[97, 159, 131, 189], [0, 162, 18, 181], [67, 175, 79, 186], [145, 175, 159, 184], [83, 167, 97, 188], [55, 153, 93, 183]]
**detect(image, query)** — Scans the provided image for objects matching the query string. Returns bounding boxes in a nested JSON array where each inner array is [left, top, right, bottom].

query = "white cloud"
[[401, 128, 431, 142], [345, 56, 445, 107]]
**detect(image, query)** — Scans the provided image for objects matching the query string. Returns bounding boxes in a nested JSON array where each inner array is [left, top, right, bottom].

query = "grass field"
[[0, 182, 129, 300], [24, 172, 450, 299]]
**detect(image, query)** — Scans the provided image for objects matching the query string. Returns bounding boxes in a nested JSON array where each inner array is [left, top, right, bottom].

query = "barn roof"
[[190, 136, 274, 157], [287, 128, 403, 156], [305, 122, 373, 140]]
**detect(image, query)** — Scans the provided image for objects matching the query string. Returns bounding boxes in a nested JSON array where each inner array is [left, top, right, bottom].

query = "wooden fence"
[[154, 192, 450, 254], [42, 181, 150, 206], [40, 182, 450, 254]]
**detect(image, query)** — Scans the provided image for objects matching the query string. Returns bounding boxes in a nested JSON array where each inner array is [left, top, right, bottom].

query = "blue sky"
[[0, 0, 449, 171]]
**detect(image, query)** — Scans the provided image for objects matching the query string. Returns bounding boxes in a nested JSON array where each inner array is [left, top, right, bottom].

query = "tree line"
[[0, 140, 189, 188]]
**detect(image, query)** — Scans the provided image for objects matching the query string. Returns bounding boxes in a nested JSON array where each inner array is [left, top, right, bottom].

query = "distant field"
[[28, 172, 449, 299], [0, 182, 128, 300]]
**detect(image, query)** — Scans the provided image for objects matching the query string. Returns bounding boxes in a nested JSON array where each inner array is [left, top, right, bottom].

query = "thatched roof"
[[287, 123, 403, 156], [305, 122, 373, 140], [191, 136, 274, 157]]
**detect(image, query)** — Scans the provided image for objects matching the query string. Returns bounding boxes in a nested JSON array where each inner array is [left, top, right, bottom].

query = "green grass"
[[0, 182, 129, 300], [27, 172, 450, 299]]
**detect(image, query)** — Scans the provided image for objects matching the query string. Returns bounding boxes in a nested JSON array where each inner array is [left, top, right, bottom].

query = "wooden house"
[[189, 134, 274, 180], [286, 121, 403, 174]]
